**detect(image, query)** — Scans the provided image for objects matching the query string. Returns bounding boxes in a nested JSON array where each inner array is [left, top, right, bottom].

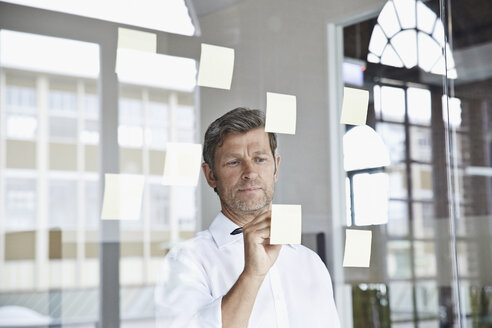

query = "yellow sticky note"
[[197, 43, 235, 90], [340, 87, 369, 125], [270, 204, 302, 245], [162, 143, 202, 186], [117, 27, 156, 53], [265, 92, 297, 135], [343, 229, 372, 267], [101, 174, 145, 220]]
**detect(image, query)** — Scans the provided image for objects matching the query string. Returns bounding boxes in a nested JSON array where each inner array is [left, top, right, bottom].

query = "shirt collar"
[[209, 212, 296, 250]]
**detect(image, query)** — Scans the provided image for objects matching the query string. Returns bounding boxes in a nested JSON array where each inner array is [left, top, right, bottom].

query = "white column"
[[35, 76, 49, 291], [0, 71, 7, 291], [168, 93, 179, 243], [76, 80, 85, 287], [142, 89, 151, 283], [327, 23, 352, 328]]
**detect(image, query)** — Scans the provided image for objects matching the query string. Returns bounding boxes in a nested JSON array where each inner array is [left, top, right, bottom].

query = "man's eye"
[[257, 158, 266, 163], [227, 161, 238, 166]]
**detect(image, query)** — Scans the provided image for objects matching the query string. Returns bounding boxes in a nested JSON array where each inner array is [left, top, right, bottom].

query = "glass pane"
[[353, 172, 389, 226], [386, 164, 408, 199], [387, 200, 408, 236], [411, 164, 433, 200], [376, 122, 405, 163], [407, 87, 431, 125], [409, 127, 431, 163], [387, 241, 412, 280], [6, 113, 38, 139], [4, 177, 37, 230], [381, 86, 406, 122], [49, 116, 78, 140], [49, 179, 78, 229]]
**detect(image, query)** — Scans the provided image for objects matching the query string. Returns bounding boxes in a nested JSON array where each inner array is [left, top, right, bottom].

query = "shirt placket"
[[269, 264, 290, 328]]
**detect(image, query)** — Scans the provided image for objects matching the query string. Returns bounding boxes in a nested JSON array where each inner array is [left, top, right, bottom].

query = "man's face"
[[203, 128, 280, 214]]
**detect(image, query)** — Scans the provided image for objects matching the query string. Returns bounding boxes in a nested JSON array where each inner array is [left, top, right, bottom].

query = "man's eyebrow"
[[222, 153, 242, 160], [253, 150, 271, 156]]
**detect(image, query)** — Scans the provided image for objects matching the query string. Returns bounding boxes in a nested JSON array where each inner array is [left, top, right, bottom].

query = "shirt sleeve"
[[155, 248, 222, 328]]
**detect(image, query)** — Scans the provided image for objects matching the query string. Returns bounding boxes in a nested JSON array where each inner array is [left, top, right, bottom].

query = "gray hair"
[[203, 107, 277, 174]]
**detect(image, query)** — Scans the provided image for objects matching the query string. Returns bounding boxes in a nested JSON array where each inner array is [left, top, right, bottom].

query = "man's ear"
[[274, 155, 280, 182], [202, 162, 217, 189]]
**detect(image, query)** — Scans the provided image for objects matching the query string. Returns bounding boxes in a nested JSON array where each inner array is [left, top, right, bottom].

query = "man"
[[155, 108, 340, 327]]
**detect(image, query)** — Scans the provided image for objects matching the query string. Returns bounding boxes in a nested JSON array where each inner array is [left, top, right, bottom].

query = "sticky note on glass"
[[117, 27, 156, 53], [340, 87, 369, 125], [101, 174, 145, 220], [343, 229, 372, 267], [162, 143, 202, 186], [197, 43, 235, 90], [270, 204, 302, 244], [265, 92, 297, 135]]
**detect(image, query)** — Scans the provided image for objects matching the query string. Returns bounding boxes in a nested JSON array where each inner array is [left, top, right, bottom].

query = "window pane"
[[150, 183, 169, 228], [49, 179, 78, 229], [6, 113, 38, 139], [387, 241, 412, 279], [381, 86, 405, 122], [411, 164, 433, 199], [414, 241, 436, 277], [4, 177, 37, 230], [49, 90, 77, 113], [387, 200, 408, 236], [353, 172, 389, 226], [407, 87, 431, 125], [376, 122, 405, 163], [5, 85, 36, 110], [386, 164, 408, 199], [410, 127, 432, 162], [49, 117, 78, 140]]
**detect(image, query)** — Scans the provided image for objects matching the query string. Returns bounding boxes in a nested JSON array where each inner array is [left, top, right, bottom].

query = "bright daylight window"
[[343, 126, 390, 226], [367, 0, 457, 78], [2, 0, 196, 36]]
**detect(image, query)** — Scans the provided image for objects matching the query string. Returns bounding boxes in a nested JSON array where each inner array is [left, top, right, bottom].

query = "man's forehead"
[[217, 129, 271, 153]]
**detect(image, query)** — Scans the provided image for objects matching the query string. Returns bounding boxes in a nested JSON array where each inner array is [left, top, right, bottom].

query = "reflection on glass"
[[391, 30, 418, 68], [386, 164, 408, 199], [49, 90, 77, 113], [411, 164, 433, 199], [353, 172, 389, 226], [376, 123, 405, 163], [410, 127, 431, 162], [387, 241, 412, 279], [407, 87, 431, 125], [412, 202, 434, 238], [415, 281, 438, 320], [5, 177, 37, 230], [387, 200, 408, 236], [6, 113, 38, 139], [381, 86, 405, 122], [49, 116, 78, 141], [49, 179, 78, 229], [413, 241, 436, 277], [389, 281, 414, 322]]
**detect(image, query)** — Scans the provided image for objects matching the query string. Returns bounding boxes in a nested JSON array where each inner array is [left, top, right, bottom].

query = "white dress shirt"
[[155, 212, 341, 327]]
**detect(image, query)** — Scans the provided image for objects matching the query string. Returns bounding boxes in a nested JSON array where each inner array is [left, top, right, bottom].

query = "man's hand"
[[221, 210, 282, 327], [242, 210, 282, 278]]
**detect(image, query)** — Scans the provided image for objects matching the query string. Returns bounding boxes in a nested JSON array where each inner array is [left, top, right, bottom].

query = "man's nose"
[[241, 161, 258, 180]]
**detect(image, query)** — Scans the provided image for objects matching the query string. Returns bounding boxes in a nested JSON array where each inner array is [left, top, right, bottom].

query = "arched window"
[[367, 0, 457, 78]]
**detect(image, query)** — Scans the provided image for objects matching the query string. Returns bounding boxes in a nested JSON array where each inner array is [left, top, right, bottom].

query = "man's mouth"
[[238, 187, 262, 192]]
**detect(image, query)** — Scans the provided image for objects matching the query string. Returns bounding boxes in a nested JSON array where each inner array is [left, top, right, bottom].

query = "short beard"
[[217, 183, 274, 215], [229, 189, 270, 212]]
